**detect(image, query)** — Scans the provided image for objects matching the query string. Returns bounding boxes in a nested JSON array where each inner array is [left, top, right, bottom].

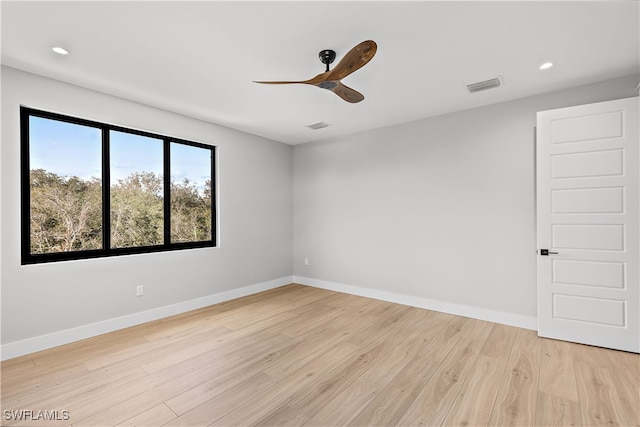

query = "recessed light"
[[52, 46, 69, 55], [539, 62, 554, 70]]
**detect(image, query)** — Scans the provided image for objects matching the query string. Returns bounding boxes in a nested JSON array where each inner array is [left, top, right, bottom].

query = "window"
[[170, 142, 213, 244], [21, 107, 216, 264], [110, 131, 165, 249]]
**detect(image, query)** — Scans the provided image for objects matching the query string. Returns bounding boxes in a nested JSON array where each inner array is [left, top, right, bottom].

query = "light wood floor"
[[2, 284, 638, 427]]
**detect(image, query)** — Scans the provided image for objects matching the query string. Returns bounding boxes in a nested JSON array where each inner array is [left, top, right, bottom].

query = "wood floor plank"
[[0, 357, 36, 377], [487, 328, 542, 426], [2, 362, 91, 402], [163, 372, 278, 427], [395, 319, 493, 426], [29, 322, 168, 369], [2, 285, 638, 427], [611, 365, 640, 427], [141, 317, 296, 374], [570, 342, 640, 427], [298, 321, 437, 426], [347, 312, 462, 427], [263, 310, 384, 379], [164, 332, 308, 415], [277, 303, 344, 337], [115, 403, 177, 427], [345, 304, 413, 349], [3, 366, 148, 418], [67, 332, 292, 426], [432, 314, 470, 363], [180, 341, 361, 426], [316, 291, 371, 309], [61, 329, 283, 420], [255, 339, 390, 425], [535, 391, 582, 427], [479, 322, 518, 362], [574, 361, 631, 426], [539, 338, 579, 402], [352, 296, 405, 317], [441, 355, 506, 426], [86, 325, 231, 373], [347, 312, 474, 427], [73, 334, 293, 427], [142, 308, 229, 342], [211, 284, 312, 313]]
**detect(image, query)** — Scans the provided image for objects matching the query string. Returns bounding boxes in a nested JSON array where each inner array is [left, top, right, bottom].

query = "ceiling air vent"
[[466, 77, 502, 93], [306, 121, 330, 130]]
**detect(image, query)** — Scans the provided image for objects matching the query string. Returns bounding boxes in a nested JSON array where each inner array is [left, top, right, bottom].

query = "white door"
[[537, 96, 639, 353]]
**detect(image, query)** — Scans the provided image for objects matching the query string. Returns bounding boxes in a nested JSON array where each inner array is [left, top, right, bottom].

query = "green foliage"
[[171, 178, 212, 243], [29, 169, 212, 254], [111, 172, 164, 248], [30, 169, 102, 254]]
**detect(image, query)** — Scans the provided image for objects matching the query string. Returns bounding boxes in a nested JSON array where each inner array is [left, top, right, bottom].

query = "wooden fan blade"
[[326, 40, 377, 81], [253, 71, 329, 86], [253, 80, 307, 85], [330, 82, 365, 103]]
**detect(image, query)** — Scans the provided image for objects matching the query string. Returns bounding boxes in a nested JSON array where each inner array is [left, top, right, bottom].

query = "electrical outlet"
[[136, 285, 144, 297], [304, 258, 309, 266]]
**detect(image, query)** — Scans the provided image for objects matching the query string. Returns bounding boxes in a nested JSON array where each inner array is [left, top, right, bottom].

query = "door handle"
[[540, 249, 558, 256]]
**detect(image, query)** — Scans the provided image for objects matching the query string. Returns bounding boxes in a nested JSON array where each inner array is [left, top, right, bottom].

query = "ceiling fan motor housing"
[[319, 49, 336, 71]]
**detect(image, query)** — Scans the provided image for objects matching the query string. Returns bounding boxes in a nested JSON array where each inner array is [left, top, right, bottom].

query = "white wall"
[[1, 67, 293, 358], [293, 75, 639, 328]]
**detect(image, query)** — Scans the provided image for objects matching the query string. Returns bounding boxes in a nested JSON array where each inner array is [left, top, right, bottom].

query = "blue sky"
[[30, 116, 211, 190]]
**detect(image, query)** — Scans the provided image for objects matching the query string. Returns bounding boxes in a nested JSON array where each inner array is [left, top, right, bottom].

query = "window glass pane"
[[29, 116, 102, 254], [22, 108, 216, 264], [170, 142, 212, 243], [110, 131, 164, 248]]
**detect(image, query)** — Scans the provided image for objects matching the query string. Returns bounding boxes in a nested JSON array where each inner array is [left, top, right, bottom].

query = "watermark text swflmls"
[[3, 409, 70, 421]]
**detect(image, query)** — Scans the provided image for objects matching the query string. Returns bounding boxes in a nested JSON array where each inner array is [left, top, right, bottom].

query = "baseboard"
[[0, 276, 293, 361], [2, 275, 536, 361], [294, 276, 537, 331]]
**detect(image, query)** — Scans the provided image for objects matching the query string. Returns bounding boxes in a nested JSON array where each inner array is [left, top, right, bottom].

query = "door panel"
[[551, 187, 624, 214], [537, 97, 639, 353], [551, 149, 623, 179], [552, 294, 625, 326], [552, 259, 625, 289], [550, 110, 623, 143], [551, 224, 624, 251]]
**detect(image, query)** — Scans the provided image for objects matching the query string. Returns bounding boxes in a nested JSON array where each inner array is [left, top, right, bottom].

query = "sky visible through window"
[[171, 141, 211, 195], [30, 116, 102, 180], [30, 116, 211, 193]]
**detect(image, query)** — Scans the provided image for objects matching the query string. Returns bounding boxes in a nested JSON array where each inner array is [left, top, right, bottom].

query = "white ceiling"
[[2, 1, 638, 145]]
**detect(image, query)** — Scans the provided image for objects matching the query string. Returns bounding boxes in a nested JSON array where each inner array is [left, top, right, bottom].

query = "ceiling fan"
[[254, 40, 377, 103]]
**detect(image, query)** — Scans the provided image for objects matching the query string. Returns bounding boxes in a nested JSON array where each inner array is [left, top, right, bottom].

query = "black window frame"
[[21, 106, 217, 265]]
